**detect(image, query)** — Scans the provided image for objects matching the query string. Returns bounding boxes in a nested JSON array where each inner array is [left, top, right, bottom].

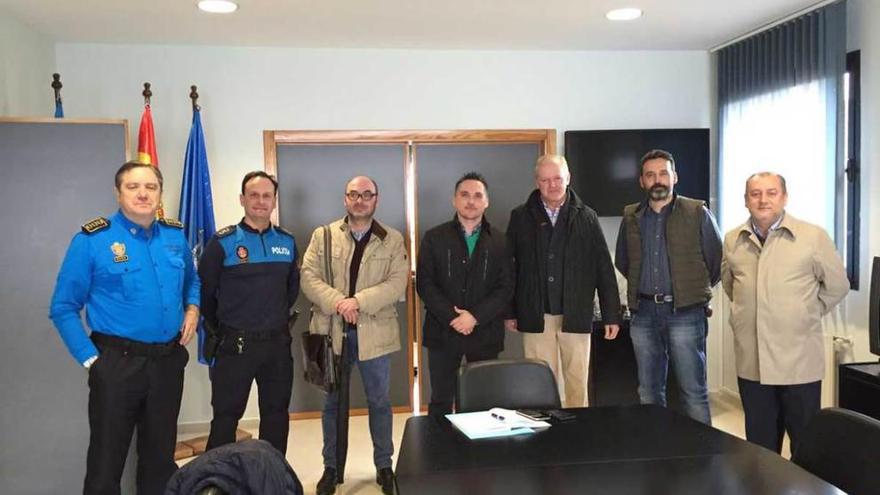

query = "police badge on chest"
[[111, 242, 129, 263]]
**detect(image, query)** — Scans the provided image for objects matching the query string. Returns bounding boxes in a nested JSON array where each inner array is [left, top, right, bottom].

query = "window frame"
[[844, 50, 861, 290]]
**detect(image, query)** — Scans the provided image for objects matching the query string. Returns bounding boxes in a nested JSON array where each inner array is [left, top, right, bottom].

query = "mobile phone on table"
[[516, 409, 550, 421], [547, 409, 576, 422]]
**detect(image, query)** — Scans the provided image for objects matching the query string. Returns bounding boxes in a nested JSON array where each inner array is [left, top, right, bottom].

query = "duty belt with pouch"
[[203, 320, 223, 364], [210, 323, 290, 356]]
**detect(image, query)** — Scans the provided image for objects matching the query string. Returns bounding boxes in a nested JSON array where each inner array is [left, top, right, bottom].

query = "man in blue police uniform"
[[200, 171, 299, 454], [49, 161, 200, 495]]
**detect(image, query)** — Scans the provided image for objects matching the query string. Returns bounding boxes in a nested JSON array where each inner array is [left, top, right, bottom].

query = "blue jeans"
[[322, 329, 394, 469], [630, 300, 711, 424]]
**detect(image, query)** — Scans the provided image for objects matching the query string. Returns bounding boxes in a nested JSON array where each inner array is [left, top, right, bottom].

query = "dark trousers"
[[206, 337, 293, 454], [738, 377, 821, 455], [427, 345, 498, 417], [84, 343, 188, 495]]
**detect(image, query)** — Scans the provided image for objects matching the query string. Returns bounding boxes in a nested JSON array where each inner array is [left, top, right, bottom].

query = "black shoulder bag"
[[301, 225, 339, 393]]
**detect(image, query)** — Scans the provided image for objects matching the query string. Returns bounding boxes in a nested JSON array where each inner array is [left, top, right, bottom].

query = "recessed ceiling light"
[[198, 0, 238, 14], [606, 8, 643, 21]]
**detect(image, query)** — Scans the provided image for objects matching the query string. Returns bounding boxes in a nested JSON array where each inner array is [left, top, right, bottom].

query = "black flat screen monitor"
[[870, 257, 880, 357], [565, 128, 710, 216]]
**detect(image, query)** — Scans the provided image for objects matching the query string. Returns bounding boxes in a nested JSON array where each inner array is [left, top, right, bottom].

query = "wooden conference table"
[[394, 405, 843, 494]]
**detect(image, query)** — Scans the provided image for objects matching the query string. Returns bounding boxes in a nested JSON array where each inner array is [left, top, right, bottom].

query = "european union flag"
[[54, 98, 63, 118], [179, 108, 216, 364]]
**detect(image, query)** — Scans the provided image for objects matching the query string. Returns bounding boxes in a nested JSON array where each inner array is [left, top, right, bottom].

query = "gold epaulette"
[[81, 217, 110, 234], [215, 225, 236, 238], [158, 218, 184, 229]]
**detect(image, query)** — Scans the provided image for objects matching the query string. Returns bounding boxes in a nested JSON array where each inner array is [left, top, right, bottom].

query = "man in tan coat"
[[300, 176, 408, 495], [721, 172, 848, 454]]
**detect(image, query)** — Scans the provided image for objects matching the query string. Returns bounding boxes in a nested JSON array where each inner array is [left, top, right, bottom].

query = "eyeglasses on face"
[[346, 191, 377, 201]]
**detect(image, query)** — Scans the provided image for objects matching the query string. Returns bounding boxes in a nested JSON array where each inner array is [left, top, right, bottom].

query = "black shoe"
[[316, 467, 337, 495], [376, 467, 395, 495]]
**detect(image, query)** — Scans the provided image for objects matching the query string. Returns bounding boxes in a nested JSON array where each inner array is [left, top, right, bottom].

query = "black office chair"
[[791, 407, 880, 495], [455, 358, 561, 413]]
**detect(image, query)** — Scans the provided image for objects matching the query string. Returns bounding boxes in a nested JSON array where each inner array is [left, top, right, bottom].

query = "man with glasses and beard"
[[614, 149, 722, 424], [300, 176, 408, 495]]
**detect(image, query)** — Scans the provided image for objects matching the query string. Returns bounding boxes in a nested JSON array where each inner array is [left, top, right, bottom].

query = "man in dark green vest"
[[614, 149, 721, 424]]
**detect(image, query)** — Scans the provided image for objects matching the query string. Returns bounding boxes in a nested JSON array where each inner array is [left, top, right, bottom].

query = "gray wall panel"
[[0, 121, 128, 494], [276, 144, 411, 413], [415, 143, 540, 406]]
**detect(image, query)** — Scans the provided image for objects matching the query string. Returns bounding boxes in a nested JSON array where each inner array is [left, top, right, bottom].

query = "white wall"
[[55, 43, 711, 424], [0, 9, 56, 116]]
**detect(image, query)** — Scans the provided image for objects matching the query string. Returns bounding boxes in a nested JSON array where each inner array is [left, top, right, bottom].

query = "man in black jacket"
[[505, 154, 621, 408], [417, 172, 514, 417]]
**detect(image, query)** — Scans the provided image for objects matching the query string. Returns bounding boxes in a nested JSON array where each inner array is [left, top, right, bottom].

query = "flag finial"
[[52, 73, 64, 118], [142, 82, 152, 106], [190, 85, 200, 112], [51, 73, 62, 101]]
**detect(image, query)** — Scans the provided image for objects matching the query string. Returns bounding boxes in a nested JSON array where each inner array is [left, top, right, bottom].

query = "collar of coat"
[[630, 193, 692, 219], [451, 214, 493, 236], [340, 216, 389, 241], [735, 210, 798, 242], [525, 187, 587, 219]]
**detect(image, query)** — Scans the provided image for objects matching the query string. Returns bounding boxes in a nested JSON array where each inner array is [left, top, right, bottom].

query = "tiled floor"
[[178, 392, 791, 495]]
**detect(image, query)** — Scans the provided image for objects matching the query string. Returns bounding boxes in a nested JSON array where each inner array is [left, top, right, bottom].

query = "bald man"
[[300, 176, 408, 495], [721, 172, 848, 454]]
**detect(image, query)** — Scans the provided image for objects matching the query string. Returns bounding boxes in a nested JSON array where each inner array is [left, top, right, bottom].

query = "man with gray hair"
[[505, 154, 621, 407], [721, 171, 848, 454]]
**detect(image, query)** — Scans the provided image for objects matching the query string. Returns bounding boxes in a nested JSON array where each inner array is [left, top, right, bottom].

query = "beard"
[[347, 204, 376, 223], [647, 184, 670, 201]]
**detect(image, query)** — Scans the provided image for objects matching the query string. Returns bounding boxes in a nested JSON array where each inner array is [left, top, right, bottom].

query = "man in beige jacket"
[[721, 172, 848, 454], [300, 176, 409, 495]]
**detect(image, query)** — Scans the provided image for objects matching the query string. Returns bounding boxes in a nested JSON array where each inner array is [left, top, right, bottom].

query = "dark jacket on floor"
[[417, 216, 514, 354], [506, 188, 620, 333], [165, 439, 303, 495]]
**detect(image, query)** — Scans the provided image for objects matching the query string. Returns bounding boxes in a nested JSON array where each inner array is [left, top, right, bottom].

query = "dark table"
[[395, 405, 843, 494]]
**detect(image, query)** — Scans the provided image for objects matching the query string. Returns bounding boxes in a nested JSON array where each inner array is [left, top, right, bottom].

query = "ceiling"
[[0, 0, 823, 50]]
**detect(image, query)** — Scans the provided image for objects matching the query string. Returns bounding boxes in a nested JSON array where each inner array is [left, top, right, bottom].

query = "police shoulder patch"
[[81, 217, 110, 234], [158, 218, 184, 229], [215, 225, 236, 238], [276, 226, 295, 238]]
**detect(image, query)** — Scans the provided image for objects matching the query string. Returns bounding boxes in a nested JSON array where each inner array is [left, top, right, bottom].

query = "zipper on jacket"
[[260, 232, 268, 256], [482, 249, 489, 280], [447, 249, 452, 279]]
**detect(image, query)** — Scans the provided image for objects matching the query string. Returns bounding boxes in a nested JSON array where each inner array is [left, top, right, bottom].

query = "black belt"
[[638, 293, 674, 304], [219, 324, 288, 341], [91, 332, 180, 357]]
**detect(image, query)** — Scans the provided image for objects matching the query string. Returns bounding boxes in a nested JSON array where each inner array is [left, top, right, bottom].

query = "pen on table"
[[491, 412, 505, 421]]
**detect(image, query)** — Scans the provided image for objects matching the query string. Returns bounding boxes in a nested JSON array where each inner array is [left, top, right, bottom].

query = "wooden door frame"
[[264, 129, 556, 417]]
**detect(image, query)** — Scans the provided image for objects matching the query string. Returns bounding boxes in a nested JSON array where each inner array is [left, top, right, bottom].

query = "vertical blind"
[[716, 1, 846, 236]]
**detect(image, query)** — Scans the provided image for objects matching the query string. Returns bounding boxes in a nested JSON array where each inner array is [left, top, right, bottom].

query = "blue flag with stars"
[[179, 108, 216, 364]]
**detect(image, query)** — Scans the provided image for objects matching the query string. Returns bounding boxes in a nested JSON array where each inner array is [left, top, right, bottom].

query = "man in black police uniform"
[[200, 171, 300, 453], [49, 161, 200, 494]]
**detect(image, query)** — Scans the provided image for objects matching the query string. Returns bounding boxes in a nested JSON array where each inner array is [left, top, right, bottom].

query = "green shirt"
[[463, 224, 481, 257]]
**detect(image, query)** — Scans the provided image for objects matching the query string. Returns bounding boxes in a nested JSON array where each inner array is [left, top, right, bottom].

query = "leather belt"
[[91, 332, 180, 357], [638, 293, 674, 304]]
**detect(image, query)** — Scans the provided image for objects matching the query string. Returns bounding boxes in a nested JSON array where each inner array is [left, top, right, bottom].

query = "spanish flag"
[[137, 104, 165, 218]]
